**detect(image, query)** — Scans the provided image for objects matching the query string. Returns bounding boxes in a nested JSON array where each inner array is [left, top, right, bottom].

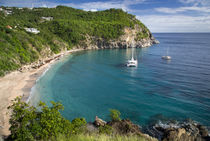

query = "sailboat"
[[162, 47, 171, 60], [127, 43, 138, 67]]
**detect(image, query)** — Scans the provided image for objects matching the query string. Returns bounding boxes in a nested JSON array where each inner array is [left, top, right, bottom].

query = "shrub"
[[7, 97, 86, 141], [109, 109, 121, 121], [71, 118, 87, 134], [99, 125, 113, 135]]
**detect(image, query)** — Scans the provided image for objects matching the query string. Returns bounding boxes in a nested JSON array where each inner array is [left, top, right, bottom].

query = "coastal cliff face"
[[81, 24, 159, 49], [18, 24, 159, 72]]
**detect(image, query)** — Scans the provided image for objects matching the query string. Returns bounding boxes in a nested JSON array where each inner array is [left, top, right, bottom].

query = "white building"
[[0, 8, 3, 11], [41, 17, 53, 21], [24, 28, 40, 34], [4, 10, 12, 15]]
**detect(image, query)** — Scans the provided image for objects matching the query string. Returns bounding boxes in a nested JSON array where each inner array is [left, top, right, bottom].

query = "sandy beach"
[[0, 48, 83, 136]]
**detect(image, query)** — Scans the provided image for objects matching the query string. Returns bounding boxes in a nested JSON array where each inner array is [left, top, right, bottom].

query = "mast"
[[132, 46, 134, 59], [167, 47, 169, 56], [132, 41, 134, 59]]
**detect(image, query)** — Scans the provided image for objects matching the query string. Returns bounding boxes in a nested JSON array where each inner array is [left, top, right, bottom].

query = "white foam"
[[26, 64, 52, 104]]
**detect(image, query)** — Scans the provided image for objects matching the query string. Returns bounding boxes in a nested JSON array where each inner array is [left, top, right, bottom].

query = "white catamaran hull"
[[127, 58, 138, 67]]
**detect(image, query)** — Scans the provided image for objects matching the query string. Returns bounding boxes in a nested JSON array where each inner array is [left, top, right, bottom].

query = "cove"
[[30, 33, 210, 127]]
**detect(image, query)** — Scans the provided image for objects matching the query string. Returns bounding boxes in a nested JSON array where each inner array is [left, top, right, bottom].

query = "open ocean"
[[30, 33, 210, 128]]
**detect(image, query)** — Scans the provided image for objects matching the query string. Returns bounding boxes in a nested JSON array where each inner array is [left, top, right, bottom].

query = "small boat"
[[162, 56, 171, 60], [162, 47, 171, 60], [127, 42, 138, 67]]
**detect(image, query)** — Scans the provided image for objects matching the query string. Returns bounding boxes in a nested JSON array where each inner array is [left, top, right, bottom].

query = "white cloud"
[[0, 0, 145, 11], [138, 15, 210, 32], [179, 0, 210, 6], [66, 0, 145, 12], [0, 0, 58, 8], [70, 1, 127, 11], [155, 6, 210, 14]]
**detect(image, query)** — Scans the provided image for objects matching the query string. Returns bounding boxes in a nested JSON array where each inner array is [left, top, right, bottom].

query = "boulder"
[[93, 116, 106, 127]]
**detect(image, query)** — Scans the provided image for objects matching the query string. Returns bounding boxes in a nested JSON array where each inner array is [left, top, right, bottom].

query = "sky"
[[0, 0, 210, 33]]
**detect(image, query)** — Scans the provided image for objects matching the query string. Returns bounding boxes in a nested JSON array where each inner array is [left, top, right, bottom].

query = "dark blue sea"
[[31, 33, 210, 127]]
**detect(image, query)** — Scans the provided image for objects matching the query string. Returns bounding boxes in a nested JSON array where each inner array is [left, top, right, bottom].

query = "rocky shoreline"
[[89, 116, 210, 141], [145, 120, 210, 141]]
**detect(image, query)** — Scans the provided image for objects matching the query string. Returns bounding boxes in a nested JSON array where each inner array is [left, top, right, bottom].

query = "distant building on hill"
[[0, 8, 13, 15], [41, 17, 53, 21], [4, 10, 12, 15], [24, 28, 40, 34]]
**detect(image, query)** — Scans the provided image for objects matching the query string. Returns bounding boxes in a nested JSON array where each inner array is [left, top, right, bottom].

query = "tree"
[[109, 109, 121, 121]]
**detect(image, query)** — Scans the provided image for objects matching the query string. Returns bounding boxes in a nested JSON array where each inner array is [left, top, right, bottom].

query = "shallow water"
[[31, 33, 210, 127]]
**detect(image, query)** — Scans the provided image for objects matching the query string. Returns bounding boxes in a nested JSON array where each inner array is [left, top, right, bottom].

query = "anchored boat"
[[127, 43, 138, 67], [162, 47, 171, 60]]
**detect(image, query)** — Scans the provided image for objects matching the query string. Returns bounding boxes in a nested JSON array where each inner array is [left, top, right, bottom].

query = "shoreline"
[[0, 47, 150, 136], [0, 48, 84, 136]]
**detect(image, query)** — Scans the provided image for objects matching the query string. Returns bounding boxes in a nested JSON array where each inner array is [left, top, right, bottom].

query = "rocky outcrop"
[[81, 24, 159, 49], [93, 116, 107, 127], [108, 119, 158, 140], [88, 117, 158, 141], [145, 120, 210, 141], [107, 119, 142, 135]]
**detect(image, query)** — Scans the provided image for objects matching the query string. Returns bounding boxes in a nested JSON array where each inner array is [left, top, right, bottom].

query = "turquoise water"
[[31, 33, 210, 127]]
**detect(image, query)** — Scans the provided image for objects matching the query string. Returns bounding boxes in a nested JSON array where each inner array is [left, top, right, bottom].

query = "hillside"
[[0, 6, 158, 76]]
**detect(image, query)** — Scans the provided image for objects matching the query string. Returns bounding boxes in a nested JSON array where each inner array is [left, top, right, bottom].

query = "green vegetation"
[[7, 97, 155, 141], [0, 6, 150, 76], [99, 125, 113, 135], [135, 31, 149, 41], [110, 109, 121, 121], [52, 134, 147, 141], [8, 97, 86, 141]]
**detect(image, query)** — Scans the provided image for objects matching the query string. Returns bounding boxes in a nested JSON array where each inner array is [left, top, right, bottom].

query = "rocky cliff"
[[81, 24, 159, 49], [18, 24, 159, 72]]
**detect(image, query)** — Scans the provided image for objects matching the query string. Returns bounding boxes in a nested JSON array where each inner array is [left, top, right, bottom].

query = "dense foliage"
[[8, 97, 86, 141], [99, 125, 113, 135], [110, 109, 121, 121], [0, 6, 150, 76]]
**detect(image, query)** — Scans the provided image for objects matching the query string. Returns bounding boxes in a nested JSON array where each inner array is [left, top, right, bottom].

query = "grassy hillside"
[[0, 6, 150, 76]]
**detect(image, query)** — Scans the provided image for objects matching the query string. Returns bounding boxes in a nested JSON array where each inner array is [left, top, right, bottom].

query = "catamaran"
[[127, 43, 138, 67]]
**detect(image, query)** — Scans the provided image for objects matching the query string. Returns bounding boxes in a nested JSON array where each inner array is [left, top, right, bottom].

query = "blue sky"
[[0, 0, 210, 33]]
